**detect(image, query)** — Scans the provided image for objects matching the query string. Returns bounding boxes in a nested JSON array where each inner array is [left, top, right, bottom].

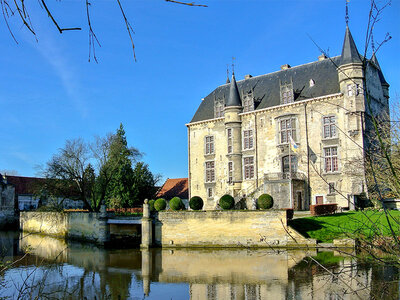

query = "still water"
[[0, 231, 399, 300]]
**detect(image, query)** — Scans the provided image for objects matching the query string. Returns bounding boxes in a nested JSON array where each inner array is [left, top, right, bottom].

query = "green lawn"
[[290, 210, 400, 243]]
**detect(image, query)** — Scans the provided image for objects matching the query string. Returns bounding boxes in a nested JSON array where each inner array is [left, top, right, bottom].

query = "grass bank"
[[290, 210, 400, 243]]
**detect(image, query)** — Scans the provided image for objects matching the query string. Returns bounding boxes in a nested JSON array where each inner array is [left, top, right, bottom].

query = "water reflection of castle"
[[1, 232, 399, 300]]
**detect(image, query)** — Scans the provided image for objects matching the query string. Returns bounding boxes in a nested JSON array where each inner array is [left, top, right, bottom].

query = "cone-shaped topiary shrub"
[[219, 194, 235, 210], [257, 194, 274, 209], [169, 197, 183, 211], [189, 196, 204, 210], [154, 198, 167, 211]]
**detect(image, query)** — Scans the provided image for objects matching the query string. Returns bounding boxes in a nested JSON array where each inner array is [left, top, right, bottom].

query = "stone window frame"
[[328, 182, 336, 195], [205, 160, 215, 183], [243, 156, 255, 180], [347, 84, 354, 96], [242, 90, 254, 112], [204, 135, 215, 155], [313, 194, 326, 205], [280, 83, 294, 105], [324, 146, 339, 173], [278, 116, 297, 145], [207, 187, 213, 198], [228, 161, 234, 184], [322, 115, 338, 140], [214, 98, 225, 118], [242, 129, 254, 150], [281, 155, 298, 177], [227, 128, 233, 154]]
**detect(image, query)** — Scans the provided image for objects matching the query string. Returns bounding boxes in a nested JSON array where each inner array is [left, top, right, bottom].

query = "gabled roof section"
[[226, 73, 242, 107], [190, 56, 341, 123], [340, 26, 362, 65], [156, 178, 188, 200]]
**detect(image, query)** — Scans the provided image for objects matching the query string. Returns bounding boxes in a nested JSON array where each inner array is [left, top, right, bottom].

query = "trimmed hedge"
[[148, 200, 155, 212], [154, 198, 167, 211], [219, 194, 235, 210], [189, 196, 204, 210], [257, 194, 273, 209], [310, 204, 337, 216], [169, 197, 184, 211]]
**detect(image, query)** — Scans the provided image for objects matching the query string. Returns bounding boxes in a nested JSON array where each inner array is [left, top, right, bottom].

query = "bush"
[[257, 194, 274, 209], [169, 197, 184, 211], [219, 194, 235, 210], [148, 199, 155, 212], [154, 198, 167, 211], [189, 196, 204, 210]]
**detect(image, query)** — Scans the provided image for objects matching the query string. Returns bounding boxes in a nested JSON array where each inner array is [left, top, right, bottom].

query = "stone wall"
[[153, 210, 314, 248], [20, 212, 108, 244]]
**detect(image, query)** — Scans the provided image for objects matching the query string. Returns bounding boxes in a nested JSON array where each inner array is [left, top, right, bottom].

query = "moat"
[[0, 231, 399, 299]]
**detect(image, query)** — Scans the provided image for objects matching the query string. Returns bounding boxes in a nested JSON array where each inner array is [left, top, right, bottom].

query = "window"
[[243, 130, 254, 150], [243, 157, 254, 179], [282, 155, 298, 175], [324, 147, 338, 172], [279, 118, 296, 144], [347, 84, 353, 96], [243, 91, 254, 112], [214, 98, 224, 118], [228, 161, 233, 184], [309, 79, 315, 87], [205, 161, 215, 182], [227, 129, 233, 154], [205, 136, 214, 155], [323, 116, 337, 139], [280, 84, 294, 104], [207, 187, 213, 198], [328, 182, 335, 194]]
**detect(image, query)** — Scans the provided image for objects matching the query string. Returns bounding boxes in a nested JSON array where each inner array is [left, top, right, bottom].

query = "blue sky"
[[0, 0, 399, 182]]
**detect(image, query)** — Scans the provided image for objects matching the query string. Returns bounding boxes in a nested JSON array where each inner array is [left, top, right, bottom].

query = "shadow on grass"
[[289, 218, 325, 238]]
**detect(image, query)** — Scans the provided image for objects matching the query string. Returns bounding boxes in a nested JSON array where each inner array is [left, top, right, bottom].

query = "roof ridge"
[[216, 55, 341, 88]]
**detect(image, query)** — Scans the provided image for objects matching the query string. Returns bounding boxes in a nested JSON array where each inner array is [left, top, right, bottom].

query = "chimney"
[[318, 53, 327, 61], [244, 74, 253, 80], [280, 64, 291, 70]]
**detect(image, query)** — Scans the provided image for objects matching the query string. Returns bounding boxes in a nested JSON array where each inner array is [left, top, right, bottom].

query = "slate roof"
[[156, 178, 188, 200], [340, 26, 362, 65], [6, 175, 45, 195], [190, 56, 341, 123], [226, 73, 242, 107], [371, 53, 388, 85]]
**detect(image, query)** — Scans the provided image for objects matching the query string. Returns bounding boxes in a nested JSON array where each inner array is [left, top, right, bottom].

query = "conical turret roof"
[[226, 73, 241, 107], [340, 26, 362, 65]]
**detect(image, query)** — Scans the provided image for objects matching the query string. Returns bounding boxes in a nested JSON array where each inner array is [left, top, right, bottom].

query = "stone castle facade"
[[187, 26, 389, 210]]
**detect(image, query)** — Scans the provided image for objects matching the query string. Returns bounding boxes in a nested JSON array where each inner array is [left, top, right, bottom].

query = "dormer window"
[[309, 79, 315, 87], [242, 91, 254, 112], [214, 98, 225, 118], [280, 83, 294, 105]]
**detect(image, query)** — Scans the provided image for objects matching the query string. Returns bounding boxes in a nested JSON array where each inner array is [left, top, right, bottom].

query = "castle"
[[186, 26, 389, 210]]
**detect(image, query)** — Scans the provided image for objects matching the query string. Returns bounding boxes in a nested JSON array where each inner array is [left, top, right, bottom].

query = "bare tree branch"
[[165, 0, 208, 7]]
